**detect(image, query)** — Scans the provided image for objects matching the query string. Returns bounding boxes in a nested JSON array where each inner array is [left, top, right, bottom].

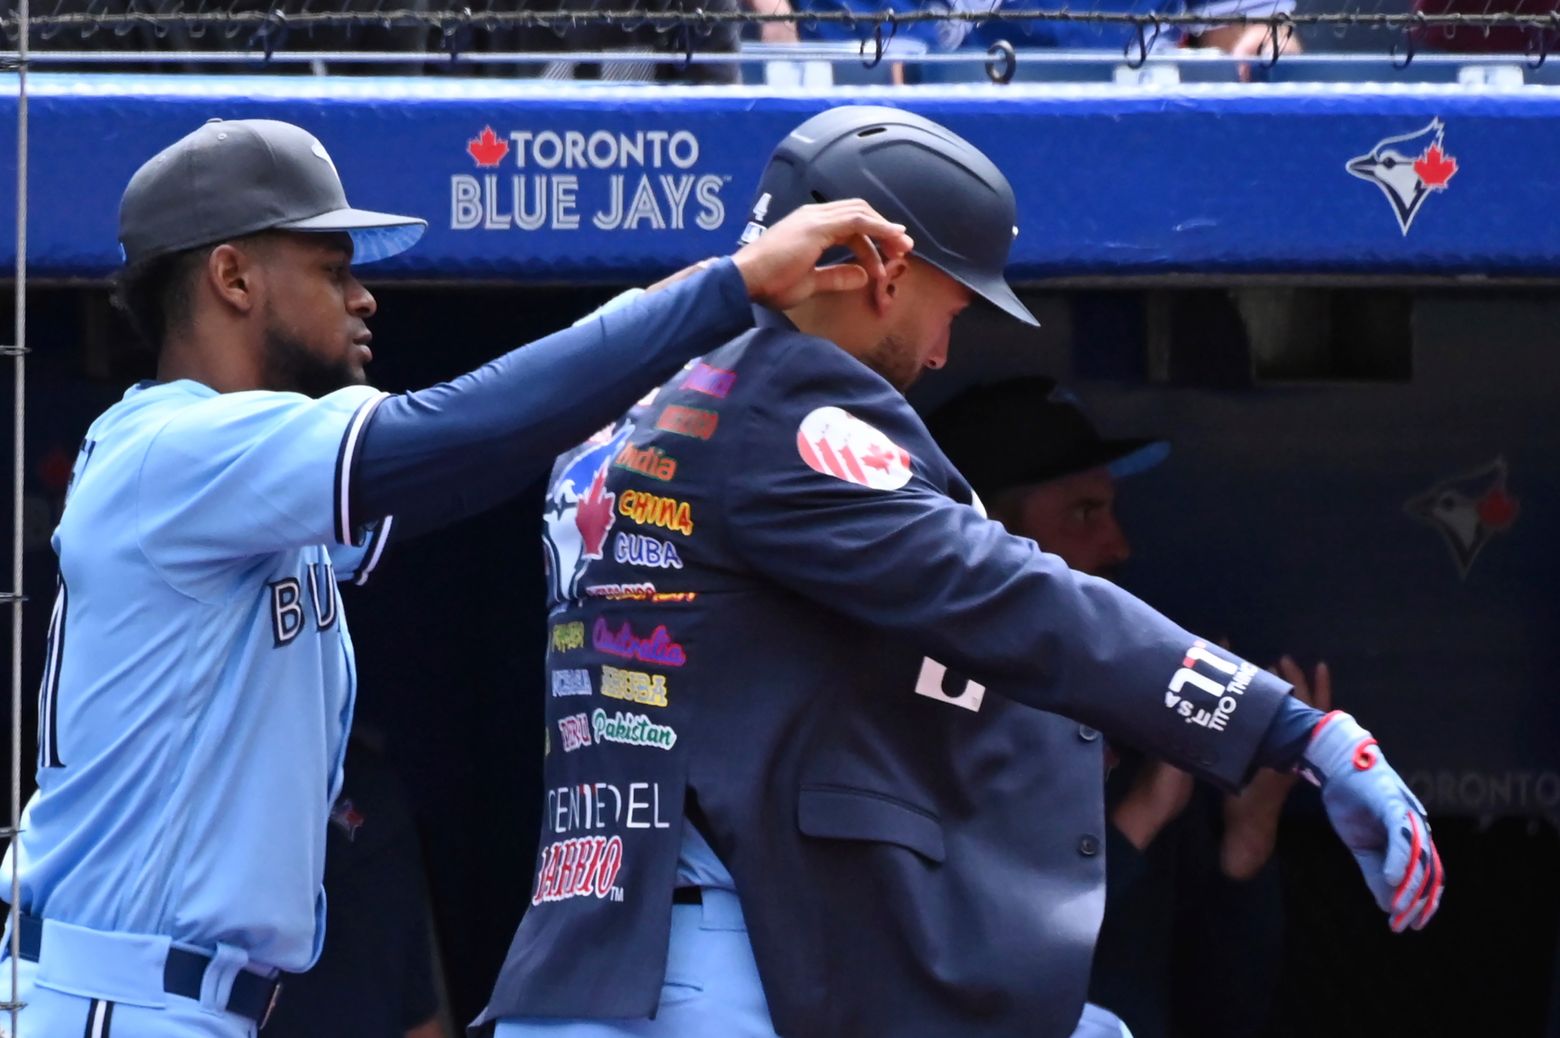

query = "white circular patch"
[[796, 406, 913, 491]]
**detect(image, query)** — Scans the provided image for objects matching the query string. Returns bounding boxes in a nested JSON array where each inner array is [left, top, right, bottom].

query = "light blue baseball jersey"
[[3, 378, 392, 972]]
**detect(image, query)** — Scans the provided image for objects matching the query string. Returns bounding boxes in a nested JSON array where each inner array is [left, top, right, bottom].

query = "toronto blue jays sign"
[[6, 76, 1560, 279]]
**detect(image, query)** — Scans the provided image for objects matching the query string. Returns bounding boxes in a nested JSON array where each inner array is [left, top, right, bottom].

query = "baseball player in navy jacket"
[[479, 106, 1444, 1038]]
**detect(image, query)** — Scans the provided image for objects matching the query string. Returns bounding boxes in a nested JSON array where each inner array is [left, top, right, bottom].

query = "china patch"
[[618, 489, 694, 536]]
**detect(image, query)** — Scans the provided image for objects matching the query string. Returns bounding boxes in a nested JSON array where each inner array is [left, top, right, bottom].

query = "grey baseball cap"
[[118, 118, 427, 267]]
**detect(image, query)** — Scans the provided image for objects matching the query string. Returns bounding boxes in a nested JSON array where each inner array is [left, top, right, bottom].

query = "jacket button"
[[1078, 835, 1100, 857], [1078, 725, 1100, 742]]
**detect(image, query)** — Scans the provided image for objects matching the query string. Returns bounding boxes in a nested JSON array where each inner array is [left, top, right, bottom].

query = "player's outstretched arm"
[[1298, 710, 1445, 930], [719, 335, 1445, 931], [351, 202, 911, 538], [721, 336, 1296, 788]]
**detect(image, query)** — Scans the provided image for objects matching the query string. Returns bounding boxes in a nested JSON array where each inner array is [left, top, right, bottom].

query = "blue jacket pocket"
[[796, 786, 946, 864]]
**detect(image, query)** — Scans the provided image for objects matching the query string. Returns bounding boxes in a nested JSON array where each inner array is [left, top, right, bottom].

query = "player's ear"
[[870, 256, 911, 318], [206, 241, 259, 315]]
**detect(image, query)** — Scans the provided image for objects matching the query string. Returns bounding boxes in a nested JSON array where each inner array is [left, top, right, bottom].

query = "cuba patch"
[[558, 712, 593, 752], [532, 835, 625, 905], [796, 406, 913, 491], [602, 664, 669, 707], [614, 532, 683, 570], [657, 405, 719, 440], [552, 621, 585, 652], [619, 489, 694, 536], [552, 668, 593, 697], [593, 708, 677, 750], [594, 618, 687, 667], [615, 442, 678, 482]]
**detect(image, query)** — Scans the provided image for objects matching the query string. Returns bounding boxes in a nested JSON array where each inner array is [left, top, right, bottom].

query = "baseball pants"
[[495, 888, 1133, 1038], [0, 917, 267, 1038]]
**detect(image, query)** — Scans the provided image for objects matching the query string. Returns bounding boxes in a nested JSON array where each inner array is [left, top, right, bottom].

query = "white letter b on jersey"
[[269, 578, 305, 647]]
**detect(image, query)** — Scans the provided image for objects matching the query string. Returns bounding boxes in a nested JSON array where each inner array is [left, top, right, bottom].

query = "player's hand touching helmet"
[[732, 199, 914, 311], [1300, 710, 1444, 932]]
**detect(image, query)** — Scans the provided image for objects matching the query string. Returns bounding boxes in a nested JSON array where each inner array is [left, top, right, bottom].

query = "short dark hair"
[[109, 246, 206, 353], [108, 233, 282, 352]]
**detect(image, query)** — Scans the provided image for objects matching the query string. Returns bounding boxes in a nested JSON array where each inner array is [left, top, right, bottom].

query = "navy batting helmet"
[[742, 105, 1036, 326]]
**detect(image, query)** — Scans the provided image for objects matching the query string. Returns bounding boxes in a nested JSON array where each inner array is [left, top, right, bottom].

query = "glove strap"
[[1297, 709, 1378, 788]]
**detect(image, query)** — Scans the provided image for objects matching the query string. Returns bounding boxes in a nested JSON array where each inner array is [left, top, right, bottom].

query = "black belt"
[[18, 914, 283, 1028], [672, 887, 703, 905]]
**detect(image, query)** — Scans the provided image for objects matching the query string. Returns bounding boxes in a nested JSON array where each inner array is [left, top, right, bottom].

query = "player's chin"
[[342, 351, 371, 386]]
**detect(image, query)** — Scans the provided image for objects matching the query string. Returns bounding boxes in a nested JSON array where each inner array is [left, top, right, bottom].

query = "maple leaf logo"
[[1413, 144, 1457, 190], [861, 442, 896, 474], [467, 126, 509, 169], [574, 463, 617, 560], [330, 798, 366, 841], [1476, 486, 1519, 530]]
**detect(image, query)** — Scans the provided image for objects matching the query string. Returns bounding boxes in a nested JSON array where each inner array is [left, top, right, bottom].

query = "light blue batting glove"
[[1299, 710, 1445, 932]]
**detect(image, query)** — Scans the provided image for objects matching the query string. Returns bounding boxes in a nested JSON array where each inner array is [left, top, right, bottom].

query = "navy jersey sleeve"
[[327, 517, 395, 588], [722, 337, 1291, 789], [351, 260, 751, 539]]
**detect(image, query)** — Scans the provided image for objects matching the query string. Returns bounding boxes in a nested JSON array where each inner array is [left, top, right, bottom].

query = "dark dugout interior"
[[4, 278, 1558, 1036]]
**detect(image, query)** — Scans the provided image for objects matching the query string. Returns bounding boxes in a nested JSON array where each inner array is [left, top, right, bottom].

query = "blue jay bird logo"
[[1346, 120, 1459, 235], [1404, 456, 1519, 579], [543, 423, 634, 603]]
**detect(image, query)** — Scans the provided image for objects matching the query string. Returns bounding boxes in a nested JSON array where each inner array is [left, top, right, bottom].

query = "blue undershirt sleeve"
[[1253, 694, 1324, 770], [351, 259, 749, 538]]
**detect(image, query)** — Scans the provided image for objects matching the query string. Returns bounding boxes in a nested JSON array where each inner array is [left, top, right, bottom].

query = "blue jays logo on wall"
[[544, 423, 635, 601], [330, 797, 365, 841], [1404, 456, 1519, 579], [1346, 119, 1459, 235]]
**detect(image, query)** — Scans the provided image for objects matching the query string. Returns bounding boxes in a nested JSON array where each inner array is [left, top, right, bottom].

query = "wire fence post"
[[6, 0, 28, 1027]]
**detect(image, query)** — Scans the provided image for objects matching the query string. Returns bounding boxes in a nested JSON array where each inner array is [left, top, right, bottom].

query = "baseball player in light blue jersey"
[[1, 117, 912, 1038]]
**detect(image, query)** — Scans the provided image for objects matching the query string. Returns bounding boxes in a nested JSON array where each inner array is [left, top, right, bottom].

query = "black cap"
[[742, 106, 1037, 327], [927, 377, 1169, 503], [119, 118, 427, 267]]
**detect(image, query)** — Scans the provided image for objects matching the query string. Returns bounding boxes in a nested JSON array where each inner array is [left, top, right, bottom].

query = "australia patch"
[[796, 406, 913, 491]]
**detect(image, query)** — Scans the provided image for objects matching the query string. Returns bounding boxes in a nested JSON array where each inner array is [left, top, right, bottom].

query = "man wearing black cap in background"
[[476, 105, 1439, 1038], [0, 116, 911, 1037], [930, 378, 1333, 1038]]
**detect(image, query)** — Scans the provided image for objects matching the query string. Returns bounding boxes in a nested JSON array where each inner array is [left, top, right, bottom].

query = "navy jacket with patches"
[[475, 310, 1292, 1038]]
